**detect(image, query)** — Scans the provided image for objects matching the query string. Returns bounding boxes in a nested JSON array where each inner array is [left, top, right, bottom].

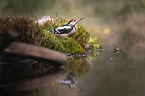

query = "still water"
[[1, 46, 145, 96]]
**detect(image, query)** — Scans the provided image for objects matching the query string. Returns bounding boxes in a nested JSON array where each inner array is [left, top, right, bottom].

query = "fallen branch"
[[3, 42, 67, 65]]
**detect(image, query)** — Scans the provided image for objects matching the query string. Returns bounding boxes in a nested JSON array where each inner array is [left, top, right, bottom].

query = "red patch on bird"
[[69, 18, 76, 22]]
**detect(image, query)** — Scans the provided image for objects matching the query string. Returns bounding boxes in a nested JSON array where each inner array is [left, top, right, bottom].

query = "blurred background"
[[1, 0, 145, 48]]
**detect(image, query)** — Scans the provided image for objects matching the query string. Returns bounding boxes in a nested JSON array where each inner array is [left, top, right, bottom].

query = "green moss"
[[42, 29, 86, 54], [0, 17, 100, 58], [41, 17, 67, 30], [61, 37, 86, 54], [72, 24, 90, 48], [0, 17, 88, 54], [0, 17, 43, 45], [41, 17, 92, 54], [41, 29, 66, 52], [66, 57, 90, 79]]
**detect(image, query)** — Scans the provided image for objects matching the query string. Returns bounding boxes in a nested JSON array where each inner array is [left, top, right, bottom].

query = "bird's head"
[[68, 18, 83, 26]]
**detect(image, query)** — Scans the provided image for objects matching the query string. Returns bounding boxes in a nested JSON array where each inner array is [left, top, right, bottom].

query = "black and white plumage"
[[49, 18, 83, 36]]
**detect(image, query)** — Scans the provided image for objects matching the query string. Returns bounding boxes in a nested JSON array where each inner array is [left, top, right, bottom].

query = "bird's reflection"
[[58, 74, 81, 91]]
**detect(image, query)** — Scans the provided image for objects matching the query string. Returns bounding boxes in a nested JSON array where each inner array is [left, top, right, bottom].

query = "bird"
[[49, 18, 83, 36]]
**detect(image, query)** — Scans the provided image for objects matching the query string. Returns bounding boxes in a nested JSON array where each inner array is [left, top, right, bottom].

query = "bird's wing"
[[50, 24, 73, 34]]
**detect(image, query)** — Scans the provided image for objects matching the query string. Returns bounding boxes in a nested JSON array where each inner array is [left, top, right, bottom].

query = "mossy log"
[[0, 17, 90, 55], [3, 42, 67, 65], [0, 30, 67, 65]]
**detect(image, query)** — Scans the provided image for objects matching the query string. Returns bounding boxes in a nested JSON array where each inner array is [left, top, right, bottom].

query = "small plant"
[[88, 37, 100, 50]]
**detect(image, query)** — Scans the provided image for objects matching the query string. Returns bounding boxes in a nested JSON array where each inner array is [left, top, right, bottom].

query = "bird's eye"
[[73, 20, 76, 22]]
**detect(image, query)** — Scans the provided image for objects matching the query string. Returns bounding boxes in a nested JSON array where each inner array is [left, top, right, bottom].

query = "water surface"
[[1, 46, 145, 96]]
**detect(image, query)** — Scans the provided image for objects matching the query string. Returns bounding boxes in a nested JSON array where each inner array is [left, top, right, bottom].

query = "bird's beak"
[[73, 18, 84, 26], [78, 18, 83, 22]]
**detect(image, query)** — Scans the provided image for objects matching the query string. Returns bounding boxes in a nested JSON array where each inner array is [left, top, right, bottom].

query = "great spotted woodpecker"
[[49, 18, 83, 36]]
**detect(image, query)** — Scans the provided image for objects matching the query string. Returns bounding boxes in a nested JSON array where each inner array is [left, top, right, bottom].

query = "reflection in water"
[[0, 56, 92, 95], [76, 47, 145, 96], [66, 57, 90, 79], [0, 59, 63, 81], [53, 57, 92, 93], [0, 59, 67, 95], [114, 48, 126, 54], [1, 47, 145, 96], [58, 74, 80, 91]]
